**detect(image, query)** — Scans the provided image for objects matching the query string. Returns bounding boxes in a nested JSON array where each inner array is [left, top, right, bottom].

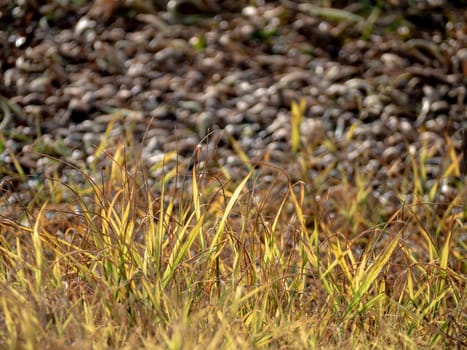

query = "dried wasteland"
[[0, 0, 466, 348]]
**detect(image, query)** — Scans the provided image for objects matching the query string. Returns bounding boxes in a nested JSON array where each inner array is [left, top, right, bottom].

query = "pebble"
[[0, 0, 463, 216]]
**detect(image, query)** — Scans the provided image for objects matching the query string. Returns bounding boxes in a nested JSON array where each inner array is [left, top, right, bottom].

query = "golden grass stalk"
[[290, 98, 306, 155]]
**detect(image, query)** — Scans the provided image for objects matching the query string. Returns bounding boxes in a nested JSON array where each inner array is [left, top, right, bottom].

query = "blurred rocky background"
[[0, 0, 466, 211]]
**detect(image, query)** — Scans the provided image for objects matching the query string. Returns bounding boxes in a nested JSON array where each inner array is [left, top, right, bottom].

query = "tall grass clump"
[[0, 130, 465, 349]]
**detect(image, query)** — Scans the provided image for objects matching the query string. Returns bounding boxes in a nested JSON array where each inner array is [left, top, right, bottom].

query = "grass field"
[[0, 119, 465, 349]]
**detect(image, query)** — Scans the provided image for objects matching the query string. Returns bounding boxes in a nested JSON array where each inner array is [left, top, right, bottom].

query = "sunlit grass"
[[0, 122, 465, 349], [290, 98, 306, 155]]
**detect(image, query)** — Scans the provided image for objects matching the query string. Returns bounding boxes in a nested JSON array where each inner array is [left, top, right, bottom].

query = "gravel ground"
[[0, 0, 466, 213]]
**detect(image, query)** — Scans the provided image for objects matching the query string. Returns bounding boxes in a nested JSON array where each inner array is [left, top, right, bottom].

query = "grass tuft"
[[0, 129, 465, 349]]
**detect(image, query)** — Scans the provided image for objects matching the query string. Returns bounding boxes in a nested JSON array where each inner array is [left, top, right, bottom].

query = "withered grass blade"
[[462, 129, 467, 175]]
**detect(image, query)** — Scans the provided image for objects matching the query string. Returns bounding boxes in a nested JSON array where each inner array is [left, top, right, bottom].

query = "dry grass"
[[0, 121, 465, 349]]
